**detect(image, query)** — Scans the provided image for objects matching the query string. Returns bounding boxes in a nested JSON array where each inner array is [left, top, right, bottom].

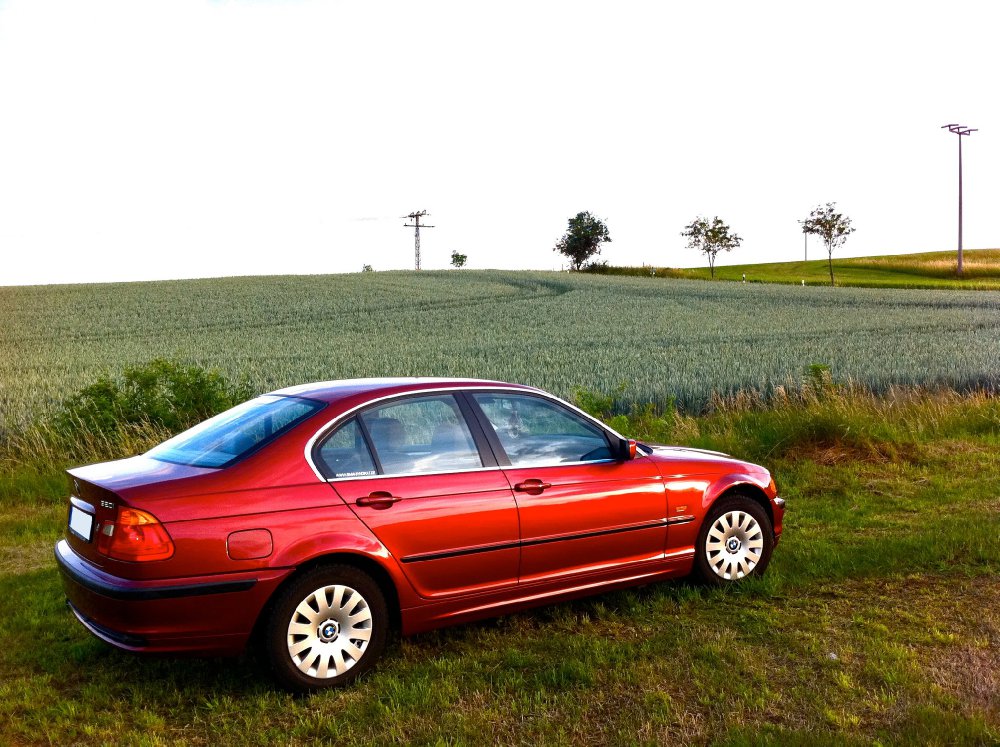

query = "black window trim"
[[457, 391, 511, 467]]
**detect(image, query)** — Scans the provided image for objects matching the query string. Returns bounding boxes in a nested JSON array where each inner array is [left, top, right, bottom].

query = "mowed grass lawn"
[[1, 390, 998, 744], [645, 248, 1000, 290]]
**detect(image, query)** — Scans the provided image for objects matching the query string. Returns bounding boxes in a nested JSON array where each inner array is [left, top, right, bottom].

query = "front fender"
[[701, 472, 774, 511]]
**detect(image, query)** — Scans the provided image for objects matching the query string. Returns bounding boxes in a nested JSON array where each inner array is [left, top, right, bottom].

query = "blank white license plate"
[[69, 506, 94, 542]]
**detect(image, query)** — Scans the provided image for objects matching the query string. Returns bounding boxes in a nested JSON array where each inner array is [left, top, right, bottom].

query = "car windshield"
[[146, 394, 325, 468]]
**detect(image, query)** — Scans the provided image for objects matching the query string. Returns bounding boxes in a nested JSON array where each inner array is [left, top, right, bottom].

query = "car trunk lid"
[[64, 456, 215, 568]]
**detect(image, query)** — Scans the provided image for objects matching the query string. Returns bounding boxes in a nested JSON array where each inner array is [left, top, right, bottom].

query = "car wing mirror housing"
[[616, 437, 637, 460]]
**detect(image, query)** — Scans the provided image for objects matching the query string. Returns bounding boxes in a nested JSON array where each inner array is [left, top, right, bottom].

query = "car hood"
[[646, 444, 732, 460], [644, 444, 770, 479]]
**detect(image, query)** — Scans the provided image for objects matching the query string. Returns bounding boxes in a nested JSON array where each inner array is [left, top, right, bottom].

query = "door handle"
[[514, 479, 552, 495], [356, 491, 401, 509]]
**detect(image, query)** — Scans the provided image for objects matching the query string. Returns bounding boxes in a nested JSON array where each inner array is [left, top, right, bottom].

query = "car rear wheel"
[[265, 564, 388, 691], [693, 495, 774, 585]]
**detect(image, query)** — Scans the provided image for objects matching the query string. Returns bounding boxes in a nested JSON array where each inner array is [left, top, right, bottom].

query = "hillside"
[[596, 249, 1000, 290]]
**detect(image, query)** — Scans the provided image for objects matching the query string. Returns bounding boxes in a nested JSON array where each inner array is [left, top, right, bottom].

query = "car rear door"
[[466, 391, 667, 584], [318, 393, 520, 600]]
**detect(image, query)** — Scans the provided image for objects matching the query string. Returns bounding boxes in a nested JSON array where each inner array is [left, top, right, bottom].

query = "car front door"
[[316, 393, 519, 600], [467, 391, 667, 584]]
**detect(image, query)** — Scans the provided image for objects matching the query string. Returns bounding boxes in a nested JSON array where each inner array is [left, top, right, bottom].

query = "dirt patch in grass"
[[906, 576, 1000, 720], [0, 544, 55, 577], [793, 439, 926, 466], [928, 644, 1000, 718]]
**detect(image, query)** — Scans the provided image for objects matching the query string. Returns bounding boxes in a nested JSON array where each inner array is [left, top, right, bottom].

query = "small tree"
[[450, 250, 468, 268], [681, 216, 742, 278], [800, 203, 855, 286], [554, 211, 611, 270], [361, 264, 374, 273]]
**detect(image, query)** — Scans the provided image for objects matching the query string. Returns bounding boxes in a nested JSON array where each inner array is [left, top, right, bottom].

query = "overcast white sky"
[[0, 0, 997, 285]]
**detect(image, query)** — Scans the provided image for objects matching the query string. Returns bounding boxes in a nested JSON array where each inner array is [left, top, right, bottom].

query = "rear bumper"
[[55, 539, 290, 655]]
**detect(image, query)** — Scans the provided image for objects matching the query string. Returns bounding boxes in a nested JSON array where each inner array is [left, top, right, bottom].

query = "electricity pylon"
[[403, 210, 434, 270]]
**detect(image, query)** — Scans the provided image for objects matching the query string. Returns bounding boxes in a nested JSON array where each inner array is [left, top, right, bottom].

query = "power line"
[[402, 210, 435, 270], [941, 124, 977, 277]]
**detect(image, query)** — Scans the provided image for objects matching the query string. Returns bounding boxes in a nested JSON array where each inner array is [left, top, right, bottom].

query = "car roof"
[[270, 377, 542, 404]]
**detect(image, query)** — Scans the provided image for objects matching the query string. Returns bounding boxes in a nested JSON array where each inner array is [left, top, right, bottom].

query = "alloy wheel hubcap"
[[706, 510, 764, 580], [287, 584, 373, 679]]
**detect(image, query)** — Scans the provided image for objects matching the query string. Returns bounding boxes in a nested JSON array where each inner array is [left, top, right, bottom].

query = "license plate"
[[69, 506, 94, 542]]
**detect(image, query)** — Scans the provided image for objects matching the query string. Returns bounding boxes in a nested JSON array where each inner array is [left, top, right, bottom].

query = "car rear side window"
[[472, 393, 612, 467], [147, 394, 325, 468], [316, 418, 378, 479], [359, 394, 483, 475]]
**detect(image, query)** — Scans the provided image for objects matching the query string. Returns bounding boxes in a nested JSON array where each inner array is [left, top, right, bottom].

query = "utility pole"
[[941, 124, 977, 277], [402, 210, 434, 270]]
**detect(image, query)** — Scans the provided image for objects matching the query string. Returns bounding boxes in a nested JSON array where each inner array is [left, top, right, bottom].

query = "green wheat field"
[[3, 269, 999, 426]]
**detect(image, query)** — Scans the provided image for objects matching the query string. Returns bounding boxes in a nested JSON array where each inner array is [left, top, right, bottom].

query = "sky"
[[0, 0, 997, 285]]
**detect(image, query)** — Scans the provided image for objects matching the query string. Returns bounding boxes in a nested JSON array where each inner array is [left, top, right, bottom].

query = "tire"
[[264, 564, 388, 692], [692, 494, 774, 586]]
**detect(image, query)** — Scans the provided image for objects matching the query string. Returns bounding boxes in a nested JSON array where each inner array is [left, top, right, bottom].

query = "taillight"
[[96, 507, 174, 562]]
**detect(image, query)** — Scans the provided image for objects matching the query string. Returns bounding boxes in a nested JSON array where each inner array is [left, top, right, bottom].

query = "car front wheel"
[[265, 564, 388, 691], [693, 495, 774, 585]]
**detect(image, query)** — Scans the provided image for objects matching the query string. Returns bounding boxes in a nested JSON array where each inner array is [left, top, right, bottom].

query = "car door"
[[466, 391, 667, 584], [317, 393, 520, 600]]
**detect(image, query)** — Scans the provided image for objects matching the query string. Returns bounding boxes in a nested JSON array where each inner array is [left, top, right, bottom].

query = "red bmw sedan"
[[56, 378, 784, 690]]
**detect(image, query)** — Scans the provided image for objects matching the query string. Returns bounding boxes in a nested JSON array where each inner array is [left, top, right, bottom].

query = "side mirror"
[[616, 438, 637, 460]]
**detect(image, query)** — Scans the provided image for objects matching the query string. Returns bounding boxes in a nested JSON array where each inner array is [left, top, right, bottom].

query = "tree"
[[553, 211, 611, 270], [361, 264, 374, 273], [450, 250, 467, 268], [800, 202, 855, 286], [681, 216, 742, 279]]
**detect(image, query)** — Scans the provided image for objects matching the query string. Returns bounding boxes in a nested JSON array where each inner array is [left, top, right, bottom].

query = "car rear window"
[[146, 394, 325, 468]]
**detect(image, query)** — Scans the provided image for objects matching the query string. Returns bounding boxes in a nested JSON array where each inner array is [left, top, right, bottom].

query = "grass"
[[1, 386, 998, 744], [3, 270, 1000, 426], [590, 248, 1000, 290], [2, 266, 998, 742]]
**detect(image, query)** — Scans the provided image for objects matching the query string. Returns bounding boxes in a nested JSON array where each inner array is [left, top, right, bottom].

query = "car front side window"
[[471, 393, 612, 467]]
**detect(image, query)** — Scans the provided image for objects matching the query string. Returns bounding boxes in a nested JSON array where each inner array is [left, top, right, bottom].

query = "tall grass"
[[575, 380, 1000, 460]]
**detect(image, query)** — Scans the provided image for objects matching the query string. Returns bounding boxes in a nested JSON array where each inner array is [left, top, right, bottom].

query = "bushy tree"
[[450, 250, 468, 268], [681, 216, 742, 278], [800, 203, 855, 286], [554, 211, 611, 271]]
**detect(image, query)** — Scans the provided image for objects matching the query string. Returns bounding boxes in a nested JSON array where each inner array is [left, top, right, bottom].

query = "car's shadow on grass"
[[1, 565, 781, 699], [0, 567, 279, 699]]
